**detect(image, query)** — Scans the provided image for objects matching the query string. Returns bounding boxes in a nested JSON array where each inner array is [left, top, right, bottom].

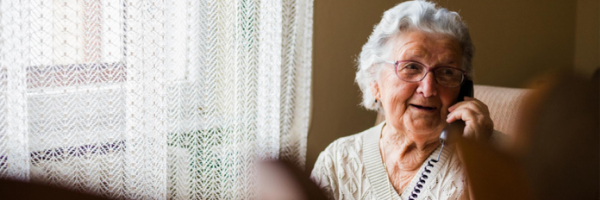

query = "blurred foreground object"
[[0, 178, 109, 200], [516, 71, 599, 199], [457, 71, 599, 199], [258, 160, 327, 200]]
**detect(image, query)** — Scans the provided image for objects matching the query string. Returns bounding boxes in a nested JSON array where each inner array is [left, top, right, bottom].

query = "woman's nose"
[[417, 72, 437, 97]]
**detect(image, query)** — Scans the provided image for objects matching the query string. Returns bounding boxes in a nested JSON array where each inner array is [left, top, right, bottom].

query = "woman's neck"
[[380, 123, 440, 170]]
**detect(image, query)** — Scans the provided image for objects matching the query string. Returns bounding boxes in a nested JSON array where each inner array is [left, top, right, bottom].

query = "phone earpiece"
[[458, 79, 474, 101]]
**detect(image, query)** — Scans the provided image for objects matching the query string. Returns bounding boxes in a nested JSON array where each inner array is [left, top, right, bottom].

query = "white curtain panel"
[[0, 0, 313, 199]]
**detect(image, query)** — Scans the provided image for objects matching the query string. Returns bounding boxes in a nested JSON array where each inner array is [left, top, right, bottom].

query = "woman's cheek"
[[387, 96, 409, 119], [385, 94, 398, 107]]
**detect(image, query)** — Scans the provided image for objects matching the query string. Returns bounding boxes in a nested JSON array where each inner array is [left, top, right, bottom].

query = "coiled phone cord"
[[407, 136, 446, 200]]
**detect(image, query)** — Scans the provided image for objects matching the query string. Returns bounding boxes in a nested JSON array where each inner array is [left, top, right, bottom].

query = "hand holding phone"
[[444, 80, 494, 142], [439, 80, 472, 145]]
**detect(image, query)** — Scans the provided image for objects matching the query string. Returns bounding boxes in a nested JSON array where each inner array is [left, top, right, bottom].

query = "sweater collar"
[[363, 122, 452, 200]]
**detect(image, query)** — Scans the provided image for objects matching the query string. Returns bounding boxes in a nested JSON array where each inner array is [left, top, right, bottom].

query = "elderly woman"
[[311, 1, 494, 199]]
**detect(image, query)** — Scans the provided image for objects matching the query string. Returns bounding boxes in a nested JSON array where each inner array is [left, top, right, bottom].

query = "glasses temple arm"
[[377, 61, 396, 65]]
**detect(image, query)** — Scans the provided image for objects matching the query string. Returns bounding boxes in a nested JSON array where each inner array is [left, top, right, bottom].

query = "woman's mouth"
[[410, 104, 437, 111]]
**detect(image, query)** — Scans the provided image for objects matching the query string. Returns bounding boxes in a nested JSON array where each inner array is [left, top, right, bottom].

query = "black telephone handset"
[[408, 80, 474, 200], [439, 79, 473, 142]]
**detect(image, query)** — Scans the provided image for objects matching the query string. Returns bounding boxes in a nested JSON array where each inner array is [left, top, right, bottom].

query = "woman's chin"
[[406, 118, 444, 134]]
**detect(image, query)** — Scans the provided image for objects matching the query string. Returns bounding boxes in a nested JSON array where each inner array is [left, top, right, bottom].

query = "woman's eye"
[[405, 63, 420, 70], [441, 69, 454, 75]]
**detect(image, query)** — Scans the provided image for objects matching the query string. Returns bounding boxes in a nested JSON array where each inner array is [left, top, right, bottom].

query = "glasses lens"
[[433, 67, 463, 87], [397, 62, 426, 82]]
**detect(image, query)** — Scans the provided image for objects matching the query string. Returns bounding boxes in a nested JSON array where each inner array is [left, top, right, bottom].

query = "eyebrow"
[[401, 52, 460, 66]]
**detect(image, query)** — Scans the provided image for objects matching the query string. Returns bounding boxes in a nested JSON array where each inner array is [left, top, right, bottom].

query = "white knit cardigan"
[[310, 122, 470, 200]]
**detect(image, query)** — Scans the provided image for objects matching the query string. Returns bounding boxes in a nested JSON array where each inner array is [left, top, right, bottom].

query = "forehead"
[[388, 30, 462, 63]]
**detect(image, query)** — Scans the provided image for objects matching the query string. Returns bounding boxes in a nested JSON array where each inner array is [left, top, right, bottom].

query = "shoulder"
[[323, 132, 365, 156], [311, 127, 370, 172], [310, 124, 381, 199], [316, 123, 381, 163]]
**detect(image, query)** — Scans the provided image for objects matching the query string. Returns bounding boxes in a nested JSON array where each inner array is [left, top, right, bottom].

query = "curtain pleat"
[[0, 0, 30, 182]]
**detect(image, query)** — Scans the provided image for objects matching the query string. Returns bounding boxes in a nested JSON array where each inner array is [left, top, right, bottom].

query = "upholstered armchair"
[[374, 85, 530, 136]]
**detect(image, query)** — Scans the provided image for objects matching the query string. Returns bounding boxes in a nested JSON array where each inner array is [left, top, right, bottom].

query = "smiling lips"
[[409, 104, 437, 111]]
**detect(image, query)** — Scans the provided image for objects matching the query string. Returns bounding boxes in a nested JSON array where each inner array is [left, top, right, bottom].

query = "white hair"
[[355, 0, 474, 111]]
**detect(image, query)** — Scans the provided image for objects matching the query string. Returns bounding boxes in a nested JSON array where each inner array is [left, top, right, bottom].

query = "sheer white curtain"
[[0, 0, 312, 199]]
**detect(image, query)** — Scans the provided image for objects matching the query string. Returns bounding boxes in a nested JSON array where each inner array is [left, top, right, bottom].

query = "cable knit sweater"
[[310, 122, 470, 200]]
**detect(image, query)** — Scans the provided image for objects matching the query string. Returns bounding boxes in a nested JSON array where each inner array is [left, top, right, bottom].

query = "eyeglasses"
[[381, 60, 467, 88]]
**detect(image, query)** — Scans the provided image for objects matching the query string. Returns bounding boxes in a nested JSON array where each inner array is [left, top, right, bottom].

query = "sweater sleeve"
[[310, 148, 338, 200]]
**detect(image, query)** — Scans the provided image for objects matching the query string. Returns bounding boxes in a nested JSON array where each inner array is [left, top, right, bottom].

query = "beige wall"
[[307, 0, 598, 172], [574, 0, 600, 77]]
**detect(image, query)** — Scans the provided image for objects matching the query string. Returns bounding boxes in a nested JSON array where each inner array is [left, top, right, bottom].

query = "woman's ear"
[[370, 81, 380, 101]]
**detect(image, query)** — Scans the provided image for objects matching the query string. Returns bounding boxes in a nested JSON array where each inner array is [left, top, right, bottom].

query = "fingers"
[[446, 107, 480, 137], [448, 97, 490, 116], [447, 97, 494, 141]]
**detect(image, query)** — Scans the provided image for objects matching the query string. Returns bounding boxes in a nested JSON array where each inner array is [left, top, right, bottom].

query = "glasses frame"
[[381, 60, 467, 88]]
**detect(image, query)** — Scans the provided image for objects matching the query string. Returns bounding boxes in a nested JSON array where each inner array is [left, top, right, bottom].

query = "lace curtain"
[[0, 0, 313, 199]]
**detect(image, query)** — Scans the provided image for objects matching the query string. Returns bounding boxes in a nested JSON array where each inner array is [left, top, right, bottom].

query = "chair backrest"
[[374, 85, 530, 135]]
